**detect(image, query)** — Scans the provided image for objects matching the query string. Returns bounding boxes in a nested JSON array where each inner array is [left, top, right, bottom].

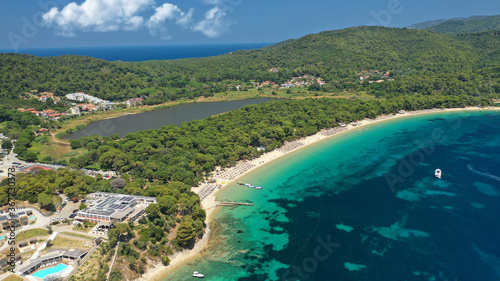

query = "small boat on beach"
[[435, 169, 442, 179], [193, 271, 204, 278]]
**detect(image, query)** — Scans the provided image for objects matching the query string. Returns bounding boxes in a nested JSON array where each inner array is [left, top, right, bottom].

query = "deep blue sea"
[[166, 111, 500, 281], [0, 43, 271, 62]]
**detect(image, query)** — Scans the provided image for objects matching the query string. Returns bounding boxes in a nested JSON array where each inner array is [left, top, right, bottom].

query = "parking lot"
[[50, 195, 81, 225]]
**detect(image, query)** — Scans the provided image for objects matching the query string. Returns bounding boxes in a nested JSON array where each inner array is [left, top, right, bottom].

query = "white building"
[[66, 93, 111, 105], [75, 193, 156, 224], [70, 107, 80, 115]]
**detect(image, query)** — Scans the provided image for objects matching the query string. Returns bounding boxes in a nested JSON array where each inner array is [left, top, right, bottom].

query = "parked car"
[[69, 214, 76, 219], [72, 209, 78, 213]]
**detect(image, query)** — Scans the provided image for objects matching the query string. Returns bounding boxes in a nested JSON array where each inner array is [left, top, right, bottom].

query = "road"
[[0, 146, 25, 178], [1, 141, 118, 179]]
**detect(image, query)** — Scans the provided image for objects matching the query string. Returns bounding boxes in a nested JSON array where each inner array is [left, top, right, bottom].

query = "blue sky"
[[1, 0, 499, 49]]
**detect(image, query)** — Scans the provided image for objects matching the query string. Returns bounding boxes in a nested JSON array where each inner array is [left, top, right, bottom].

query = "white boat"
[[435, 169, 442, 179], [193, 271, 204, 278], [254, 186, 262, 190]]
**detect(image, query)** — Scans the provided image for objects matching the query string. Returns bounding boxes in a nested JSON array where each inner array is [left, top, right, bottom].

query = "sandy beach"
[[143, 106, 499, 281]]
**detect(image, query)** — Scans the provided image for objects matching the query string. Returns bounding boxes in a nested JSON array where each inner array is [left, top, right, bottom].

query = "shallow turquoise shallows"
[[166, 111, 500, 281], [32, 264, 68, 278]]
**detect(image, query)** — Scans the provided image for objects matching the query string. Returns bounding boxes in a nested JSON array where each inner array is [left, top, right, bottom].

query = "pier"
[[216, 201, 253, 207]]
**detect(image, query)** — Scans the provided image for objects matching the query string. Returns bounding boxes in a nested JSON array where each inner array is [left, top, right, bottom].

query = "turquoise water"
[[166, 111, 500, 281], [0, 236, 5, 240], [32, 263, 68, 278], [29, 216, 35, 220]]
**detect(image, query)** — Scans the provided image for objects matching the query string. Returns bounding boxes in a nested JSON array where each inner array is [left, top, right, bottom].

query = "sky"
[[1, 0, 499, 49]]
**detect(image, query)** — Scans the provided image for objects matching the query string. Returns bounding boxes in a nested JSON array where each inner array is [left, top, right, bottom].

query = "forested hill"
[[409, 14, 500, 34], [1, 26, 500, 104]]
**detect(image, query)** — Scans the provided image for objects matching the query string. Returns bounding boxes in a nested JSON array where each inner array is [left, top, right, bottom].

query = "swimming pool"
[[32, 264, 68, 278], [0, 236, 5, 240], [29, 215, 35, 220]]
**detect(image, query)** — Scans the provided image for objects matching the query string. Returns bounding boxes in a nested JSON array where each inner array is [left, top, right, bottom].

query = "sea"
[[165, 110, 500, 281], [0, 43, 271, 62]]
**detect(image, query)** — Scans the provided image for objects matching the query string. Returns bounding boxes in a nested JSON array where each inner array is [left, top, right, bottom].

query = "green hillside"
[[409, 14, 500, 34], [428, 15, 500, 34], [1, 26, 499, 108], [408, 15, 490, 29]]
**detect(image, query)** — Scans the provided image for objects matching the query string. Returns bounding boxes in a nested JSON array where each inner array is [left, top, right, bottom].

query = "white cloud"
[[146, 3, 193, 39], [192, 6, 233, 38], [42, 0, 154, 36], [42, 0, 236, 40]]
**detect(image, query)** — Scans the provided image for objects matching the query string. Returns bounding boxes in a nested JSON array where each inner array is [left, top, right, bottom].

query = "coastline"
[[143, 106, 500, 281]]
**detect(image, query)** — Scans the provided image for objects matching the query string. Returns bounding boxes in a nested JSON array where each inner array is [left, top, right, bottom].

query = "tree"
[[145, 204, 161, 221], [109, 269, 123, 281], [70, 139, 81, 149], [157, 195, 177, 215], [1, 140, 12, 150], [79, 203, 87, 210], [176, 218, 196, 247], [13, 145, 27, 155], [161, 255, 170, 266], [38, 193, 53, 210], [110, 178, 126, 190], [22, 151, 37, 162]]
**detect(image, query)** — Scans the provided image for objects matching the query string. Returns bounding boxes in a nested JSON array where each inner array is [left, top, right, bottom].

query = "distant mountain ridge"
[[408, 14, 500, 33]]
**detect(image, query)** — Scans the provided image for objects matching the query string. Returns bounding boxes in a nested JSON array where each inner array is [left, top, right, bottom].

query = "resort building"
[[0, 215, 11, 231], [15, 249, 85, 276], [75, 193, 156, 224], [0, 247, 21, 270], [0, 211, 30, 231], [70, 106, 80, 115], [126, 98, 143, 107]]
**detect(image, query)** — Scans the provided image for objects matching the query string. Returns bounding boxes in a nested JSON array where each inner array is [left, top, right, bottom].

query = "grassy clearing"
[[3, 275, 25, 281], [62, 232, 94, 240], [50, 236, 92, 249], [16, 228, 49, 241], [28, 141, 85, 162]]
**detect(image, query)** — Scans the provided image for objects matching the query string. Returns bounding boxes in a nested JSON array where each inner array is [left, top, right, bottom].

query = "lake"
[[65, 98, 279, 139]]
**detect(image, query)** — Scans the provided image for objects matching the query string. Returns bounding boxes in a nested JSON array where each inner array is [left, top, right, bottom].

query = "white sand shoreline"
[[143, 106, 499, 281]]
